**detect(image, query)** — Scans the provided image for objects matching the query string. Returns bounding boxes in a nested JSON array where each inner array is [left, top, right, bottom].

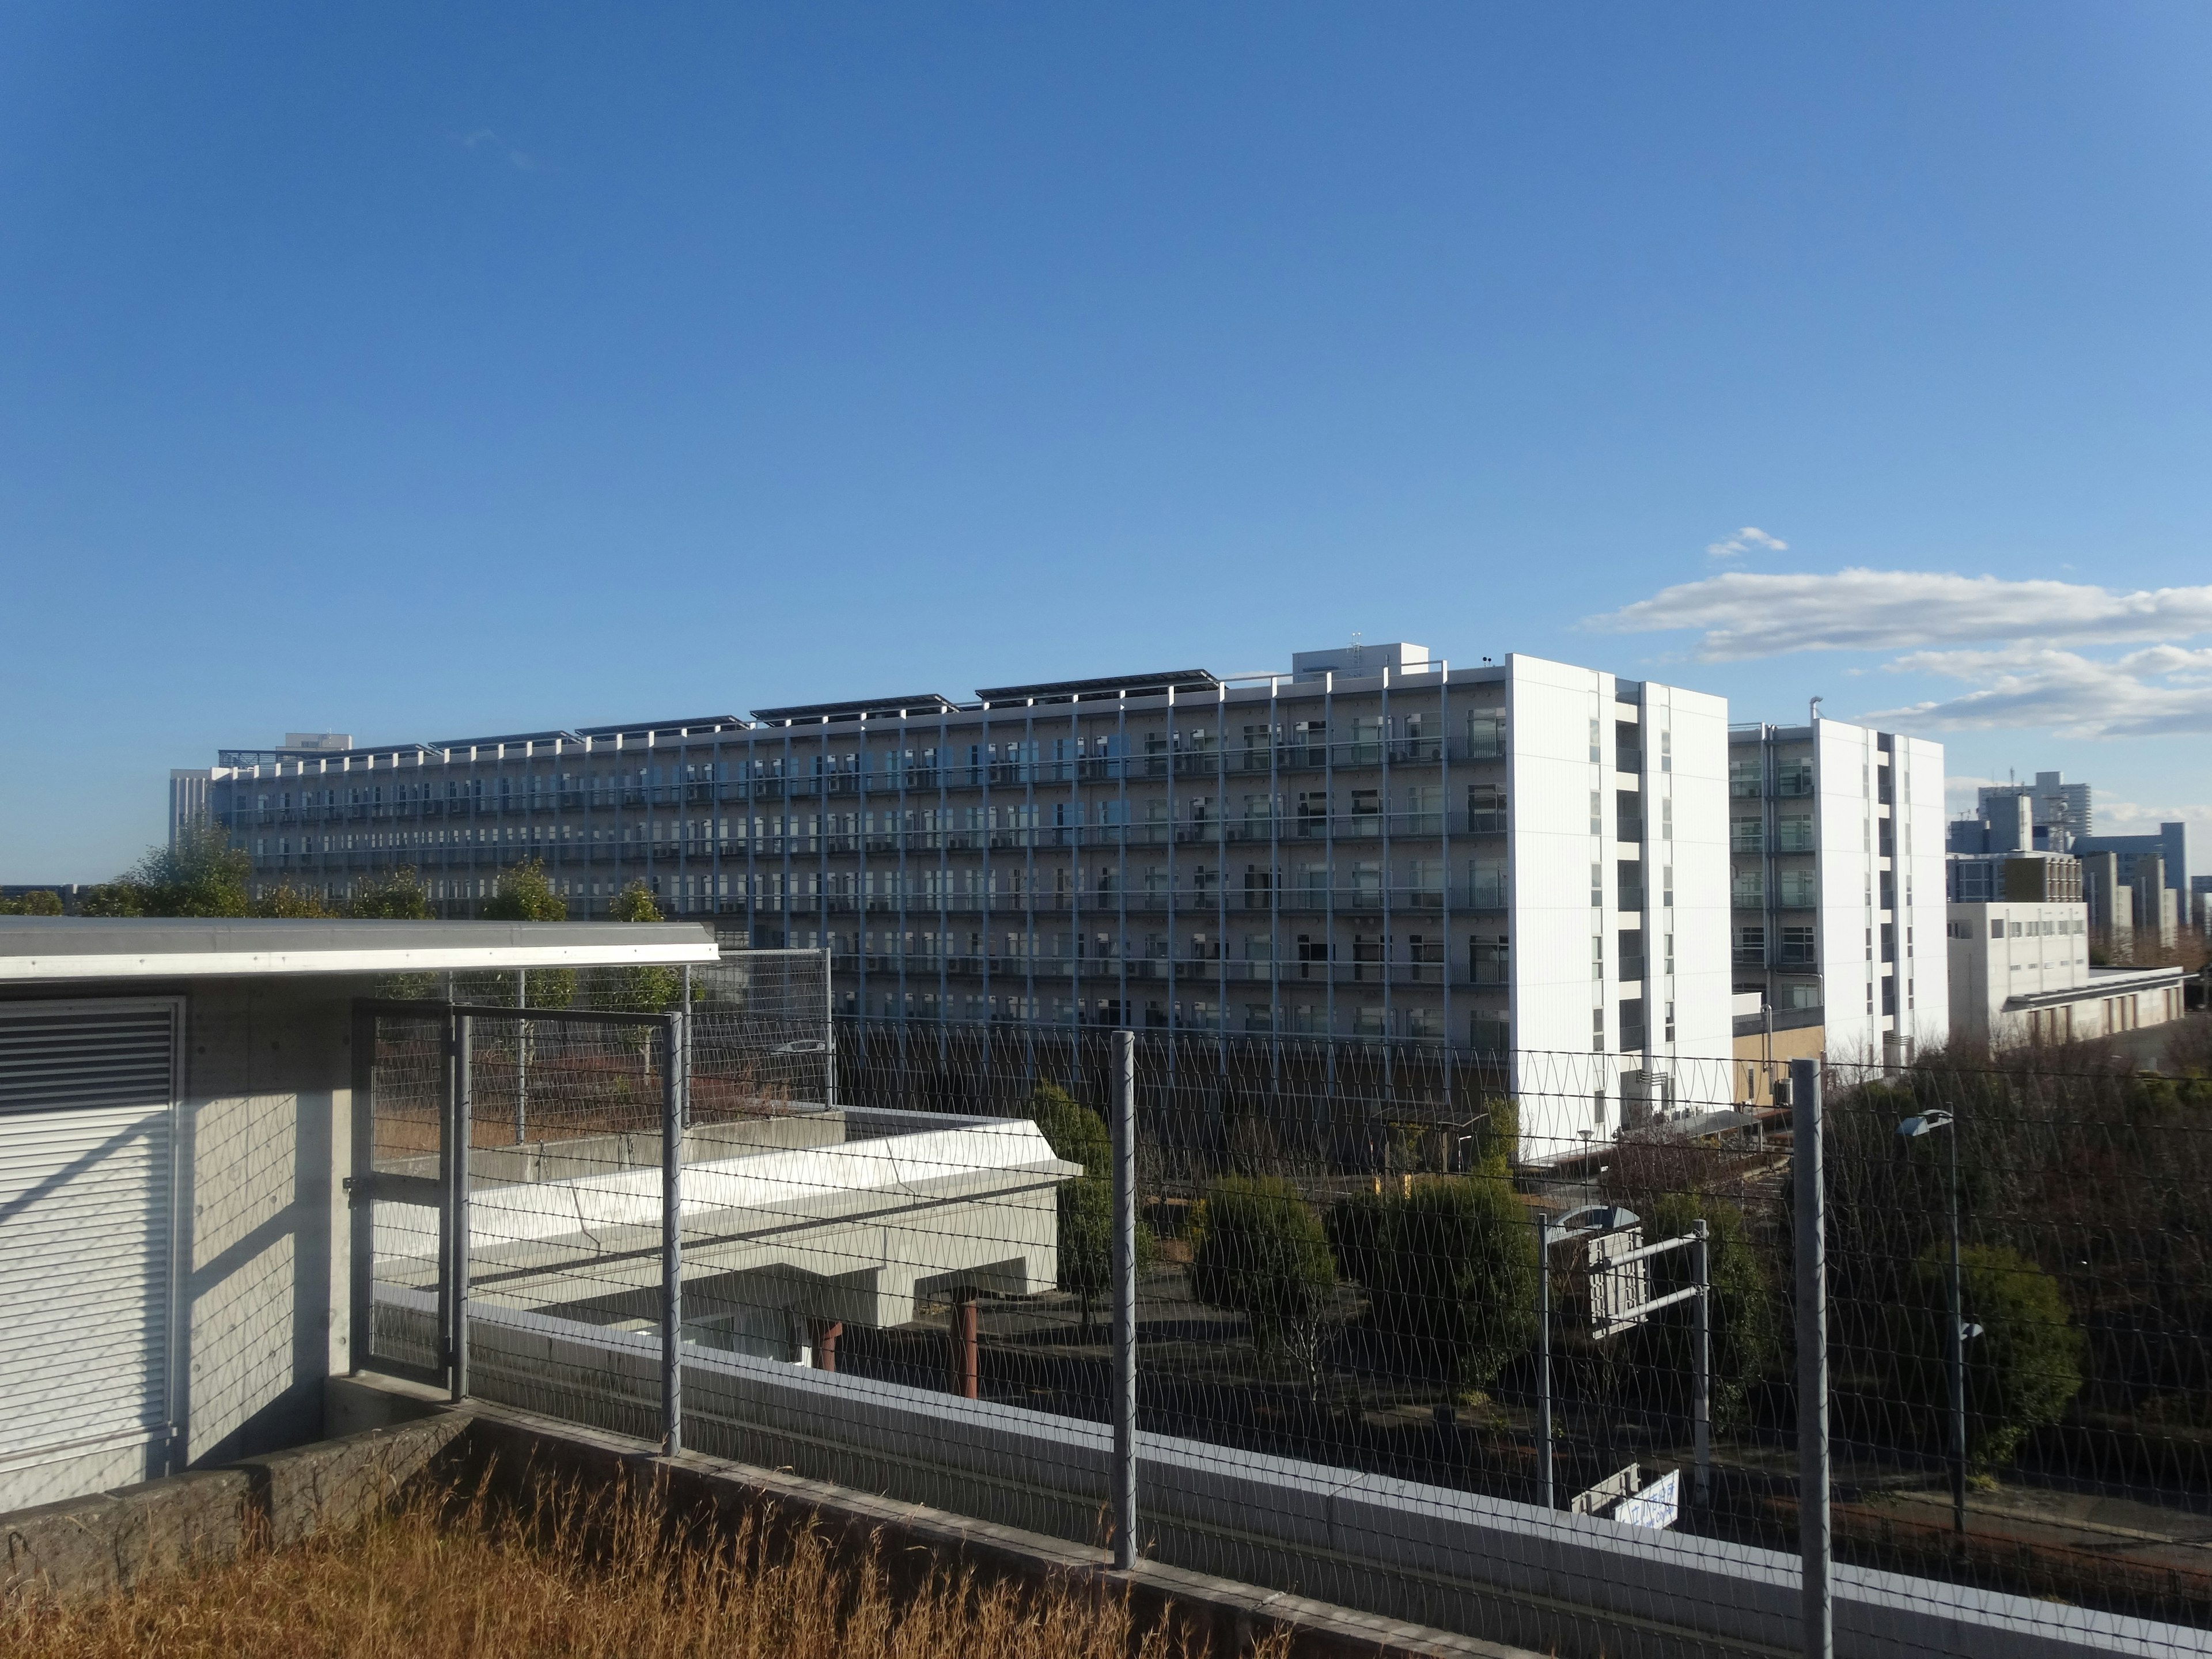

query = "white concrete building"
[[1946, 901, 2187, 1049], [1728, 719, 1948, 1070], [194, 648, 1737, 1160]]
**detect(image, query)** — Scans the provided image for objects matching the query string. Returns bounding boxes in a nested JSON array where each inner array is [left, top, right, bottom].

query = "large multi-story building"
[[1726, 718, 1949, 1072], [192, 646, 1736, 1150]]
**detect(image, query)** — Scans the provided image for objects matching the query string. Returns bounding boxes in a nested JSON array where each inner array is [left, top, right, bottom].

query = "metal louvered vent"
[[0, 1007, 178, 1116], [0, 998, 182, 1510]]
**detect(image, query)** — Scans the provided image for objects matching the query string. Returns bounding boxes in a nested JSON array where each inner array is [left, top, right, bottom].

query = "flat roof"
[[751, 695, 960, 723], [0, 918, 721, 983], [974, 669, 1219, 703]]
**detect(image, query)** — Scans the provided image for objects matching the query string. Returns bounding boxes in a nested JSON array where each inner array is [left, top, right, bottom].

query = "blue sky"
[[5, 4, 2210, 881]]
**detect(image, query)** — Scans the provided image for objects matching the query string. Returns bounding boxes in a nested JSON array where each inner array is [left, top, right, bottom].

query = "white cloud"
[[1705, 526, 1789, 559], [2092, 799, 2212, 852], [1944, 774, 2001, 813], [460, 128, 536, 171], [1855, 644, 2212, 739], [1587, 569, 2212, 661]]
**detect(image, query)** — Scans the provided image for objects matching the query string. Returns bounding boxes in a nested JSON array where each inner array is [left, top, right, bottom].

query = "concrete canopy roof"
[[0, 917, 721, 983]]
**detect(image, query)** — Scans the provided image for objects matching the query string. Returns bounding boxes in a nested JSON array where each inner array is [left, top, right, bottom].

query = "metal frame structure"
[[347, 996, 692, 1448]]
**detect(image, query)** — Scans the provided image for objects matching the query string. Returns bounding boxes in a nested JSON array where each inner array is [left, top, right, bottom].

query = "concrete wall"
[[1895, 735, 1950, 1054], [177, 975, 361, 1467], [378, 1289, 2203, 1659]]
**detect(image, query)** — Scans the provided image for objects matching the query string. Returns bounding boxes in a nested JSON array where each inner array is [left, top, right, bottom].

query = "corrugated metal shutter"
[[0, 1000, 180, 1506]]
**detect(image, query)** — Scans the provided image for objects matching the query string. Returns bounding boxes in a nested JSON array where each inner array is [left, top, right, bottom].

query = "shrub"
[[1897, 1243, 2086, 1466], [1191, 1175, 1337, 1390], [1027, 1082, 1153, 1336], [0, 888, 63, 915], [1341, 1175, 1538, 1393], [481, 857, 568, 922], [349, 866, 434, 920]]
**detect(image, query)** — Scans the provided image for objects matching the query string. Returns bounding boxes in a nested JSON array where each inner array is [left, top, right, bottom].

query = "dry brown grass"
[[5, 1468, 1286, 1659]]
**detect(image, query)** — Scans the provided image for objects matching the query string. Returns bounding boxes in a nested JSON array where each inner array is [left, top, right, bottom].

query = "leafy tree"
[[1339, 1175, 1539, 1394], [1027, 1082, 1153, 1338], [78, 881, 146, 916], [1466, 1093, 1520, 1173], [599, 880, 680, 1013], [0, 889, 65, 915], [480, 857, 568, 922], [347, 866, 434, 920], [1897, 1244, 2086, 1466], [1192, 1175, 1338, 1391], [608, 880, 662, 923], [252, 883, 335, 918], [79, 817, 251, 917]]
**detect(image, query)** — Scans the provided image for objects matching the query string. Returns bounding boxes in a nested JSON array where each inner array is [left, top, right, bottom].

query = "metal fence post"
[[514, 968, 529, 1145], [662, 1007, 687, 1456], [823, 948, 838, 1107], [1693, 1217, 1711, 1509], [1790, 1056, 1831, 1659], [347, 1002, 375, 1376], [1536, 1210, 1554, 1509], [448, 1012, 473, 1404], [1112, 1028, 1138, 1571]]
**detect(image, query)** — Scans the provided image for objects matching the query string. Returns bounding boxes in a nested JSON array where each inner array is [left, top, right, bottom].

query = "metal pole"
[[823, 947, 838, 1106], [448, 1012, 473, 1404], [514, 968, 529, 1145], [1112, 1028, 1138, 1570], [1946, 1122, 1966, 1540], [661, 1009, 687, 1456], [1790, 1055, 1831, 1659], [1537, 1210, 1554, 1509], [1693, 1218, 1711, 1509]]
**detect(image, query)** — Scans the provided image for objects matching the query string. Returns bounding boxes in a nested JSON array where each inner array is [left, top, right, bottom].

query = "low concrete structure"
[[0, 916, 719, 1511], [1945, 902, 2187, 1050], [371, 1105, 1078, 1362]]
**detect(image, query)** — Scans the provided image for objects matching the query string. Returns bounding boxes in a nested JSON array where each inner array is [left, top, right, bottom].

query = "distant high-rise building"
[[1972, 771, 2092, 852], [2073, 821, 2190, 908]]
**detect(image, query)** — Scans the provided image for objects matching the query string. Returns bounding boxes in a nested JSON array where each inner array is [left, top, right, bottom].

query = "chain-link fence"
[[354, 995, 2212, 1659]]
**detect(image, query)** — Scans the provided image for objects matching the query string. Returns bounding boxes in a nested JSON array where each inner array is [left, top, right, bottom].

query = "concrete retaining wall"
[[0, 1415, 466, 1603], [388, 1287, 2212, 1659]]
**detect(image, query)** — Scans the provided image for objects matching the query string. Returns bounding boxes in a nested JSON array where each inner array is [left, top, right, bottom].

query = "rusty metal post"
[[950, 1291, 979, 1400]]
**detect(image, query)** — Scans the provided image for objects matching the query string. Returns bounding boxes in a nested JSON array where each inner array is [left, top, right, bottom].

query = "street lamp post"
[[1897, 1109, 1969, 1539]]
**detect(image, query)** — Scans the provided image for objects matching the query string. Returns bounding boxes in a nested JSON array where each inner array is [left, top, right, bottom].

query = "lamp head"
[[1895, 1109, 1955, 1139], [1554, 1203, 1639, 1238]]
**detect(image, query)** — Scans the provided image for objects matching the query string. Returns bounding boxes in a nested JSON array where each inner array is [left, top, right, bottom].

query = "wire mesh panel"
[[825, 1016, 2212, 1658], [357, 985, 2212, 1657]]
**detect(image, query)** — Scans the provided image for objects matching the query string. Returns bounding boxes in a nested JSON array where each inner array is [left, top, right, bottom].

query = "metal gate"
[[348, 997, 684, 1415], [0, 998, 184, 1509]]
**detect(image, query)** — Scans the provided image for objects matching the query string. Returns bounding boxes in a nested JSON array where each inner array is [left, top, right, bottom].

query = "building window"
[[1592, 1007, 1605, 1052]]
